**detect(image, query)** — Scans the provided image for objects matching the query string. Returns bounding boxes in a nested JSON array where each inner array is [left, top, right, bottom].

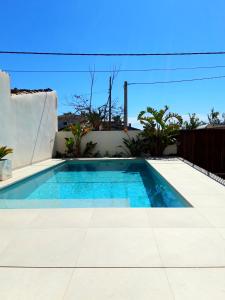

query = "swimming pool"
[[0, 159, 190, 208]]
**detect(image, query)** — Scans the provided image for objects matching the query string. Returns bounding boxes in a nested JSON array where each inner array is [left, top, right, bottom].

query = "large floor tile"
[[64, 268, 173, 300], [166, 268, 225, 300], [217, 228, 225, 240], [189, 195, 225, 207], [0, 267, 72, 300], [181, 190, 225, 200], [154, 228, 225, 267], [77, 228, 162, 267], [30, 208, 93, 228], [0, 210, 39, 228], [0, 228, 86, 267], [0, 229, 16, 254], [147, 208, 211, 228], [197, 208, 225, 227], [89, 208, 150, 227]]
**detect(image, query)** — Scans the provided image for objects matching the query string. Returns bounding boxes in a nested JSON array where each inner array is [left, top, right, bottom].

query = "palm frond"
[[0, 146, 13, 159]]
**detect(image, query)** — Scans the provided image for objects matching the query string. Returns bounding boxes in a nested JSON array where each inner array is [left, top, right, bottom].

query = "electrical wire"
[[5, 65, 225, 73], [128, 75, 225, 85], [1, 50, 225, 56]]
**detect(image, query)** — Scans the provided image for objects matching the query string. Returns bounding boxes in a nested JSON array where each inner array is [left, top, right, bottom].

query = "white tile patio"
[[77, 228, 162, 267], [166, 268, 225, 300], [89, 207, 150, 227], [153, 228, 225, 267], [0, 210, 39, 229], [147, 207, 211, 228], [196, 207, 225, 227], [0, 268, 73, 300], [29, 208, 93, 228], [0, 228, 86, 267], [64, 268, 174, 300], [0, 158, 224, 299]]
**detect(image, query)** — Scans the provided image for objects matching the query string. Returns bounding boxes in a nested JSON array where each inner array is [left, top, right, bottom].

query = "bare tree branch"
[[67, 65, 122, 130], [104, 66, 120, 122]]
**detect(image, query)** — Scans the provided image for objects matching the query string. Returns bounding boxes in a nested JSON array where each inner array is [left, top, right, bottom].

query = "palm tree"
[[183, 113, 204, 129], [86, 109, 104, 131], [138, 105, 183, 156], [208, 108, 221, 125]]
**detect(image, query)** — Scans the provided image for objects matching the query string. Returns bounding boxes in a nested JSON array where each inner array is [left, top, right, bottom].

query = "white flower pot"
[[0, 159, 12, 181]]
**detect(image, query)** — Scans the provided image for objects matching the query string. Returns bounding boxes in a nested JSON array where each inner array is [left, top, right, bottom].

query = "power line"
[[1, 50, 225, 56], [4, 69, 117, 73], [128, 75, 225, 85], [5, 65, 225, 73]]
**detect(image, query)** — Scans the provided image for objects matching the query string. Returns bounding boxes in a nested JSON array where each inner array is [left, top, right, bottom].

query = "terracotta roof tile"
[[11, 88, 53, 95]]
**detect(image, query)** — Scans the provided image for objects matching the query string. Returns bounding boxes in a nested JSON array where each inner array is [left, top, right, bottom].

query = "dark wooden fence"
[[177, 129, 225, 178]]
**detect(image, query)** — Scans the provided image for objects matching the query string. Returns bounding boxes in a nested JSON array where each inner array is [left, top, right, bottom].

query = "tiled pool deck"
[[0, 158, 225, 299]]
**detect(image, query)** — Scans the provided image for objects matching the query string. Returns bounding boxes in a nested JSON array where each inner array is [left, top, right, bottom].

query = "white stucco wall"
[[0, 71, 57, 169], [55, 130, 177, 156], [55, 130, 140, 156]]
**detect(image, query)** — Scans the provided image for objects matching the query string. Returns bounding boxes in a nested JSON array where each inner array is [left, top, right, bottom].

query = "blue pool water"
[[0, 160, 190, 208]]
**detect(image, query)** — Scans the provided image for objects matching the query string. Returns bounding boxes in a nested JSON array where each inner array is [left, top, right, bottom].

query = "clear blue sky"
[[1, 0, 225, 126]]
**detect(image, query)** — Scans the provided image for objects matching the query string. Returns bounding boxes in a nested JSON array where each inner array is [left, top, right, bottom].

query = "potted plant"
[[0, 146, 13, 180]]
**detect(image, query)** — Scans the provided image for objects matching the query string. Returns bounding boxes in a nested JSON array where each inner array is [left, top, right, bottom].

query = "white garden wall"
[[55, 131, 177, 156], [0, 71, 57, 169], [55, 130, 140, 156]]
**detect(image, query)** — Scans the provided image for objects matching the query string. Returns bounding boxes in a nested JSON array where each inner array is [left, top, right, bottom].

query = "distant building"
[[197, 124, 225, 129], [101, 121, 139, 131], [58, 113, 86, 130], [58, 113, 139, 131]]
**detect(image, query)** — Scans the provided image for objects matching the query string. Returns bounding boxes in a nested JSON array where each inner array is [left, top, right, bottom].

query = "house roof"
[[58, 113, 84, 121], [197, 124, 225, 129], [11, 88, 53, 95], [57, 113, 140, 131]]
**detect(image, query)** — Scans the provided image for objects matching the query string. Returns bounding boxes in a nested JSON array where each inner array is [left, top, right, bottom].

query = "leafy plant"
[[113, 115, 122, 126], [183, 113, 204, 129], [70, 123, 91, 157], [138, 105, 183, 156], [86, 109, 104, 131], [55, 151, 64, 158], [0, 146, 13, 160], [121, 133, 143, 156], [208, 108, 221, 125], [65, 137, 74, 155], [103, 151, 110, 157], [111, 151, 124, 158], [83, 141, 98, 157]]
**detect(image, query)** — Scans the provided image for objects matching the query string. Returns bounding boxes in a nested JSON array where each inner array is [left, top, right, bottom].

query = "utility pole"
[[108, 76, 112, 130], [124, 81, 128, 129]]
